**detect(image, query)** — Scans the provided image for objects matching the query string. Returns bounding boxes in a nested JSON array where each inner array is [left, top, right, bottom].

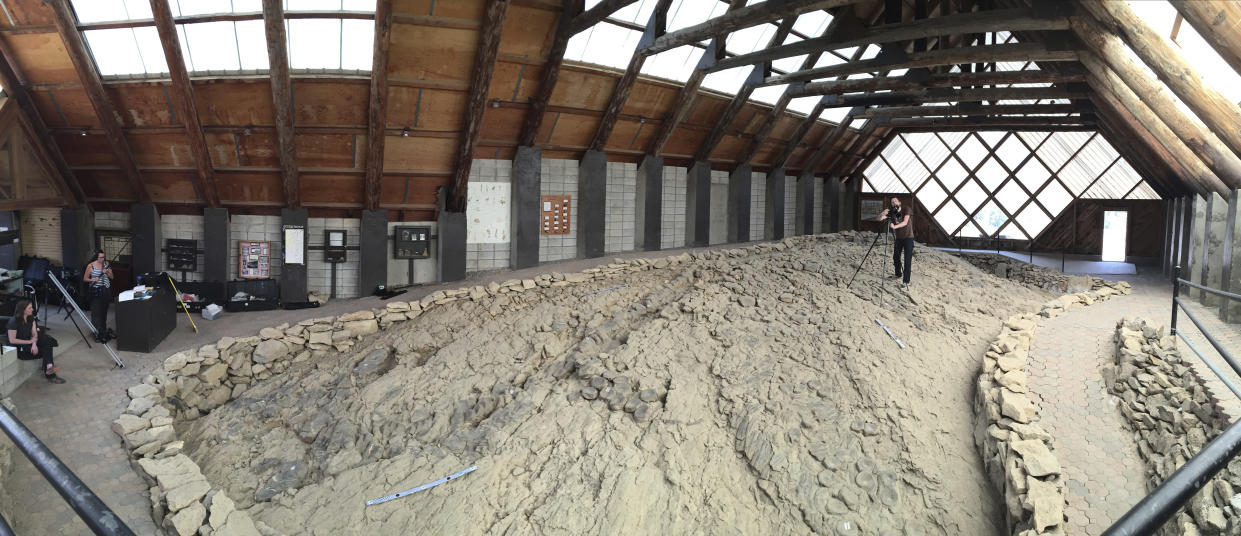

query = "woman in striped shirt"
[[82, 249, 113, 343]]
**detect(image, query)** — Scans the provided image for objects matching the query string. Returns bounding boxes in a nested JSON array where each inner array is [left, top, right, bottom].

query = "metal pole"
[[1172, 265, 1180, 335], [46, 273, 124, 368], [1102, 416, 1241, 536], [0, 405, 136, 536], [0, 512, 13, 536]]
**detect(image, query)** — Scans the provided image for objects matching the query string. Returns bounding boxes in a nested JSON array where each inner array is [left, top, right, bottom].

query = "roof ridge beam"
[[763, 41, 1078, 86]]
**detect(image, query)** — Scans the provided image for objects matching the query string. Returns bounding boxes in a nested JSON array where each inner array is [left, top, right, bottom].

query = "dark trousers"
[[893, 237, 914, 283], [18, 340, 54, 374], [90, 293, 110, 338]]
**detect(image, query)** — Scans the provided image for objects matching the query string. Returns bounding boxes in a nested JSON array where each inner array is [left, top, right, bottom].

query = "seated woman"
[[7, 299, 64, 384]]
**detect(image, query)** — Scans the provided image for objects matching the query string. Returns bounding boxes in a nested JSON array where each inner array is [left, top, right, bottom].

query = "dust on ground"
[[181, 234, 1054, 535]]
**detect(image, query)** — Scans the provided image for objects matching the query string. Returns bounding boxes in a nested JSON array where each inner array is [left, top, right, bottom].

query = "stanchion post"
[[1172, 265, 1181, 335]]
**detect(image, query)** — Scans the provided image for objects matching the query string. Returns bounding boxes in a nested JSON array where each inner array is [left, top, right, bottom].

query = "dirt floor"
[[178, 233, 1055, 535]]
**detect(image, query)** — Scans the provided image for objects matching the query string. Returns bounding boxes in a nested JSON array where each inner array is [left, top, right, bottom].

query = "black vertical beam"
[[796, 171, 815, 235], [280, 208, 307, 303], [844, 177, 860, 231], [437, 186, 467, 281], [511, 146, 542, 269], [766, 169, 786, 240], [203, 207, 228, 283], [130, 204, 160, 275], [826, 176, 842, 233], [1200, 194, 1215, 301], [728, 164, 751, 243], [578, 150, 607, 258], [360, 209, 387, 295], [59, 206, 95, 270], [1221, 190, 1238, 322], [1183, 195, 1198, 287], [686, 161, 711, 247], [1163, 198, 1173, 277], [635, 155, 663, 251]]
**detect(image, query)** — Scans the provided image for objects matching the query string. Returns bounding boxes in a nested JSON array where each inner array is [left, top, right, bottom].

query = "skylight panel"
[[820, 106, 850, 124], [751, 84, 786, 105], [235, 20, 270, 70], [340, 19, 374, 70], [1172, 14, 1241, 105], [72, 0, 151, 23], [725, 23, 775, 55], [860, 45, 880, 60], [813, 52, 846, 68], [771, 53, 808, 73], [666, 0, 724, 33], [566, 24, 640, 70], [287, 0, 346, 10], [608, 0, 657, 25], [85, 29, 153, 76], [1126, 1, 1177, 38], [792, 10, 831, 37], [786, 96, 819, 116], [701, 66, 749, 95], [182, 22, 242, 71], [640, 45, 705, 82], [288, 19, 342, 70], [174, 0, 235, 16]]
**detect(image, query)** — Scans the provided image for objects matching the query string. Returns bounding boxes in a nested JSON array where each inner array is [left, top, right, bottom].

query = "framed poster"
[[394, 226, 431, 259], [541, 195, 571, 235], [238, 240, 271, 279], [283, 226, 305, 265]]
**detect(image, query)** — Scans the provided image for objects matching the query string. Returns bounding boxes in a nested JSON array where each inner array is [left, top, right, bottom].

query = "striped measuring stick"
[[365, 466, 477, 506]]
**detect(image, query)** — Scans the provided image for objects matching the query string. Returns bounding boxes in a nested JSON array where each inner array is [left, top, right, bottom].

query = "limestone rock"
[[1024, 476, 1064, 532], [128, 384, 159, 400], [252, 339, 290, 364], [166, 479, 211, 512], [996, 352, 1025, 373], [342, 319, 379, 337], [208, 491, 235, 529], [996, 370, 1028, 393], [112, 414, 150, 436], [200, 363, 229, 385], [166, 502, 206, 536], [1000, 389, 1038, 423], [339, 310, 375, 322], [164, 353, 190, 372], [215, 511, 263, 536], [126, 396, 157, 416], [138, 455, 205, 491], [1010, 440, 1062, 477]]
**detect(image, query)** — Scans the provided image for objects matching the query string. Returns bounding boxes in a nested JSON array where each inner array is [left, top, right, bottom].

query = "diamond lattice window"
[[863, 131, 1158, 239]]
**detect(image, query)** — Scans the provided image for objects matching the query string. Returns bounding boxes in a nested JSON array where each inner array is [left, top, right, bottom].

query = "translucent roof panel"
[[174, 0, 259, 16], [750, 84, 787, 105], [287, 18, 373, 71], [1016, 205, 1052, 238], [786, 96, 820, 116], [726, 23, 778, 56], [1128, 0, 1241, 104], [666, 0, 728, 33], [641, 45, 706, 82], [72, 0, 152, 23], [792, 10, 832, 37], [566, 23, 641, 70], [862, 159, 905, 193], [820, 106, 851, 124], [85, 27, 168, 76]]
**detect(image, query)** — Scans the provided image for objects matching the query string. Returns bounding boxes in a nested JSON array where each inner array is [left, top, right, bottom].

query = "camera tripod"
[[846, 226, 894, 289]]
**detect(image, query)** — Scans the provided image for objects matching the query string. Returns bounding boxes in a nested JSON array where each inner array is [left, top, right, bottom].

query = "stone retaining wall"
[[113, 237, 822, 536], [973, 281, 1132, 536], [1106, 318, 1240, 535], [954, 253, 1109, 294]]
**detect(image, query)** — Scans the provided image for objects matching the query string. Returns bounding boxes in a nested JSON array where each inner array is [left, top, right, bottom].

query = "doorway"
[[1102, 210, 1128, 262]]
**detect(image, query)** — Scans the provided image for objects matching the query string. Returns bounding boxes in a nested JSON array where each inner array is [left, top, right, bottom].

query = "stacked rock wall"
[[954, 253, 1128, 296], [115, 238, 821, 535], [1106, 318, 1241, 535], [973, 283, 1133, 536]]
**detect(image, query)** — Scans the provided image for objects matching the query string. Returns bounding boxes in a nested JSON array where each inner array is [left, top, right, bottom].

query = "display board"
[[283, 225, 304, 265], [394, 226, 430, 259], [238, 240, 270, 279], [541, 195, 571, 235], [165, 238, 197, 272]]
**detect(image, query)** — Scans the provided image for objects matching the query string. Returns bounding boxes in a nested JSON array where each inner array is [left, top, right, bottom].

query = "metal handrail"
[[0, 404, 135, 535], [1102, 265, 1241, 535], [0, 512, 13, 536]]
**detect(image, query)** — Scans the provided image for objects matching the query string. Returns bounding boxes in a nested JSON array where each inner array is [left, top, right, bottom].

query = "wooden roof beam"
[[49, 0, 151, 204], [885, 116, 1096, 128], [518, 0, 582, 148], [1170, 1, 1241, 77], [1083, 54, 1227, 196], [1071, 12, 1241, 189], [790, 69, 1084, 97], [0, 41, 84, 206], [570, 0, 638, 33], [586, 0, 671, 152], [447, 0, 512, 212], [763, 41, 1078, 86], [262, 0, 300, 209], [363, 0, 393, 210], [708, 6, 1072, 73], [647, 0, 754, 158], [858, 103, 1092, 118], [1079, 0, 1241, 161], [640, 0, 865, 56], [820, 86, 1090, 108], [150, 0, 220, 208]]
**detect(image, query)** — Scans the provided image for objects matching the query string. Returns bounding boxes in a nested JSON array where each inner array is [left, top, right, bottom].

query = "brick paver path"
[[1026, 268, 1241, 535]]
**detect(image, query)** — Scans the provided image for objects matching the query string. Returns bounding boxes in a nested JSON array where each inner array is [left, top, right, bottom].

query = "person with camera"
[[7, 299, 64, 383], [878, 197, 915, 288], [83, 249, 114, 344]]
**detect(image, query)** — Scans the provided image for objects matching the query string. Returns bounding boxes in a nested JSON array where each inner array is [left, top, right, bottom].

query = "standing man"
[[878, 197, 914, 288]]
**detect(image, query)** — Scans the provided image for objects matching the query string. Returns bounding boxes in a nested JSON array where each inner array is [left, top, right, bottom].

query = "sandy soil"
[[180, 234, 1054, 535]]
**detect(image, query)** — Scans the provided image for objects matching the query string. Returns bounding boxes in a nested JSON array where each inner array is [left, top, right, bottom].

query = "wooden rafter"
[[570, 0, 637, 33], [1170, 1, 1241, 77], [647, 0, 752, 158], [49, 0, 151, 204], [0, 41, 84, 206], [790, 69, 1084, 97], [709, 6, 1071, 73], [887, 116, 1095, 129], [1079, 0, 1241, 161], [519, 0, 583, 148], [149, 0, 220, 208], [363, 0, 394, 210], [640, 0, 863, 56], [764, 42, 1078, 86], [261, 0, 300, 209], [820, 86, 1090, 108], [586, 0, 671, 152], [1072, 14, 1241, 189], [859, 103, 1091, 118], [447, 0, 513, 213]]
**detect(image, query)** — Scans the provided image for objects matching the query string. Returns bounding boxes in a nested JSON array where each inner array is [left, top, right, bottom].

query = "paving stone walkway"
[[1026, 268, 1241, 535]]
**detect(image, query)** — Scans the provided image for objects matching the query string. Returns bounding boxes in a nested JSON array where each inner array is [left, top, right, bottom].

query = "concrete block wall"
[[709, 170, 728, 245], [540, 158, 578, 262], [750, 172, 766, 242], [0, 348, 33, 398], [784, 177, 796, 237], [19, 208, 62, 263], [605, 161, 636, 254], [95, 211, 130, 231], [160, 214, 205, 282], [661, 166, 687, 250], [228, 214, 283, 281], [307, 217, 361, 298], [467, 159, 512, 273], [1203, 192, 1228, 307]]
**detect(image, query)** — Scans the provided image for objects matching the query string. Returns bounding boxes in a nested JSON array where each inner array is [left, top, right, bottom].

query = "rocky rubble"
[[953, 253, 1132, 299], [117, 232, 1059, 535], [1106, 318, 1241, 535], [1038, 280, 1132, 318]]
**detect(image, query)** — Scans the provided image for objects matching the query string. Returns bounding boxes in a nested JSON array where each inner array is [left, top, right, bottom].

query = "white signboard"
[[466, 182, 511, 244]]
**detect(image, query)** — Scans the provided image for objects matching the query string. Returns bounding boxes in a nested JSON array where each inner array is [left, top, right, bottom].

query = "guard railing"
[[0, 403, 135, 535], [1102, 266, 1241, 535]]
